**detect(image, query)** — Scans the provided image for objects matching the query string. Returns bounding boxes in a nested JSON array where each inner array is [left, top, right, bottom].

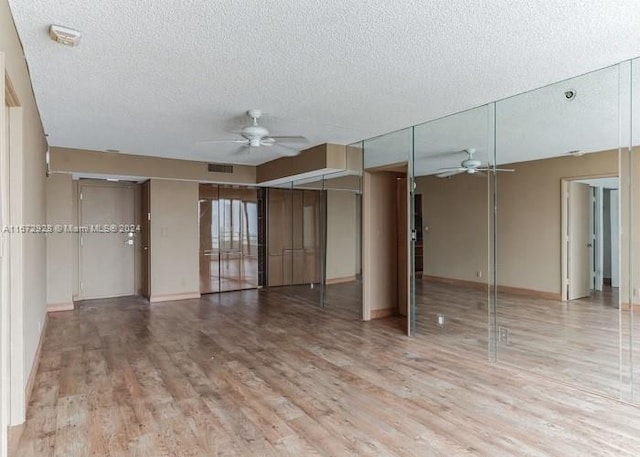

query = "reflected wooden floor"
[[15, 284, 640, 456], [200, 257, 259, 293], [414, 280, 630, 398]]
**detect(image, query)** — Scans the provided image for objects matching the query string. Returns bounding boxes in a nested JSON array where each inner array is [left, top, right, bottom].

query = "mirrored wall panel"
[[265, 181, 324, 307], [199, 185, 259, 293], [494, 63, 624, 397], [321, 160, 362, 316], [362, 128, 413, 334], [412, 105, 493, 354], [628, 57, 640, 402], [354, 57, 640, 403]]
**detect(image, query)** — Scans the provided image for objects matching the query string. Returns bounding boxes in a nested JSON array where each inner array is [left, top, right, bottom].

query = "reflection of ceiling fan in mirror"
[[435, 148, 514, 178], [197, 109, 308, 156]]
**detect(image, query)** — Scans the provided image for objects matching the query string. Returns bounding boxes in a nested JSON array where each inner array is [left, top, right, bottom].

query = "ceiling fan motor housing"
[[462, 158, 481, 169], [241, 124, 269, 139]]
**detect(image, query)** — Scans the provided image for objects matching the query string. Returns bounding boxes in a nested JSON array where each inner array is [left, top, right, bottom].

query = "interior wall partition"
[[362, 128, 415, 335], [494, 62, 627, 399], [411, 105, 495, 352], [321, 165, 363, 314], [357, 57, 640, 403]]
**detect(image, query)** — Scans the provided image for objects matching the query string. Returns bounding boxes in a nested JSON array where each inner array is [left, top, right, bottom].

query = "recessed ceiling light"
[[49, 25, 82, 47], [564, 89, 577, 101]]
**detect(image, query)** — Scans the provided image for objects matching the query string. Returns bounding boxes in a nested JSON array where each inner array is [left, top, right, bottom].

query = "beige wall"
[[45, 174, 73, 308], [1, 0, 48, 429], [50, 147, 257, 184], [256, 143, 347, 184], [149, 179, 199, 301], [620, 147, 640, 305], [51, 143, 357, 187], [416, 150, 618, 295], [326, 190, 357, 282], [363, 172, 399, 317], [416, 173, 488, 284]]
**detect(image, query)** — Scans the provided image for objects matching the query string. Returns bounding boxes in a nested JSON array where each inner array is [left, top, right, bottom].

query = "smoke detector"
[[564, 89, 577, 101], [49, 25, 82, 47]]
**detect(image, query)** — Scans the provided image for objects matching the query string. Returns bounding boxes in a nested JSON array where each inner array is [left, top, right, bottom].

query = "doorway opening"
[[362, 166, 412, 335], [562, 176, 619, 301], [413, 194, 423, 278]]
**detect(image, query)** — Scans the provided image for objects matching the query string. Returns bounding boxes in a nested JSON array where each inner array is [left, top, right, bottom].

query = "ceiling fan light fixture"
[[196, 109, 308, 156]]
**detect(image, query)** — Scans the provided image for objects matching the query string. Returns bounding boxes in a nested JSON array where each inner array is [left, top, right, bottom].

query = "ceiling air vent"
[[49, 25, 82, 47], [208, 163, 234, 173]]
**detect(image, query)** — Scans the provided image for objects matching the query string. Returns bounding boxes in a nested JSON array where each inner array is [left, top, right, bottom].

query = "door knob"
[[587, 243, 593, 247]]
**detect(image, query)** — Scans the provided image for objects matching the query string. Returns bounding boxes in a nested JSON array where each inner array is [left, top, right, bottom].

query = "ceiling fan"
[[435, 148, 514, 178], [197, 109, 308, 156]]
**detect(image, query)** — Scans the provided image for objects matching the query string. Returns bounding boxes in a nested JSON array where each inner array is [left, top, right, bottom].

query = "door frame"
[[561, 174, 617, 301], [140, 180, 150, 298]]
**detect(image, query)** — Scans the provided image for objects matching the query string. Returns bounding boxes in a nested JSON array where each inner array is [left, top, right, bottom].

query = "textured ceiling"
[[8, 1, 640, 165], [363, 61, 636, 175]]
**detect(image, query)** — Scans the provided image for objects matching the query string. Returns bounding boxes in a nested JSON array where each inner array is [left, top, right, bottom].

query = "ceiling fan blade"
[[196, 138, 248, 145], [476, 167, 515, 173], [417, 149, 470, 160], [436, 169, 465, 178], [268, 135, 308, 142]]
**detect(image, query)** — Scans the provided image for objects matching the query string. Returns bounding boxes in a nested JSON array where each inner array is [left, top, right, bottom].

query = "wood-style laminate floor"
[[414, 281, 629, 399], [14, 283, 640, 456]]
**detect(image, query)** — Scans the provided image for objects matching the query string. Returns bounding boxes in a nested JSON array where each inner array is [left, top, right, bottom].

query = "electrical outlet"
[[436, 314, 445, 328], [498, 327, 510, 344]]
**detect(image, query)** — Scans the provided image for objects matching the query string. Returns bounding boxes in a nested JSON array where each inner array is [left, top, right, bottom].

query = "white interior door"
[[610, 189, 620, 288], [568, 182, 592, 300], [80, 183, 135, 299]]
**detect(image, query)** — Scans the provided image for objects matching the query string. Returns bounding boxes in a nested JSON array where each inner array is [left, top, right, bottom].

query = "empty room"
[[2, 1, 640, 456]]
